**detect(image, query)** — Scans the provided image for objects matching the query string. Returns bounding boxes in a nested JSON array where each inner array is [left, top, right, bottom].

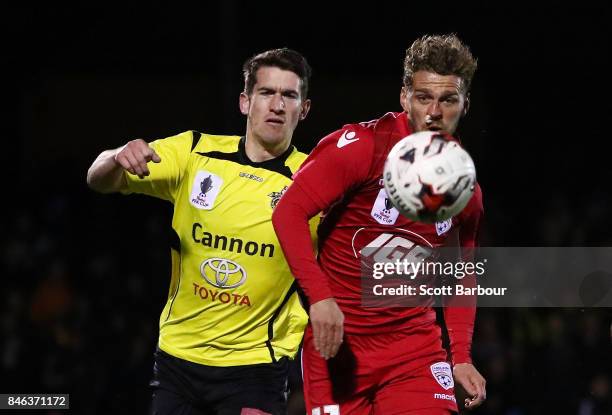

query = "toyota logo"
[[200, 258, 247, 289]]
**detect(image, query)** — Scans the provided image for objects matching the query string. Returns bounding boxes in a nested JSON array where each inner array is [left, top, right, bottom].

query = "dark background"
[[2, 3, 611, 414]]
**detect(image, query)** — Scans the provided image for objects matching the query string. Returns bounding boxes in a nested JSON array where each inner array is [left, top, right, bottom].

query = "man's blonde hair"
[[403, 34, 478, 93]]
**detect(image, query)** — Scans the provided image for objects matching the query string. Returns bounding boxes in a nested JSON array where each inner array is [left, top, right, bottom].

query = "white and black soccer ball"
[[383, 131, 476, 223]]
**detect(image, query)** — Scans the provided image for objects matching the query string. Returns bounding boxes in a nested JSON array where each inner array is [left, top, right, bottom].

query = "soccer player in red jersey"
[[273, 34, 486, 414]]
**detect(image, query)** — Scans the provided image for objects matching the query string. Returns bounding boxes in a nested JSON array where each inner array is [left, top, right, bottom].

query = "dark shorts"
[[150, 348, 289, 415]]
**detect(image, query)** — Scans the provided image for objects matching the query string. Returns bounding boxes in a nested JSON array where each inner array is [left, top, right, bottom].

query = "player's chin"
[[261, 131, 289, 146]]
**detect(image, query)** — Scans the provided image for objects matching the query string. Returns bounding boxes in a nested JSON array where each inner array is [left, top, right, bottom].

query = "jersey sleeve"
[[273, 127, 375, 305], [123, 131, 193, 202], [457, 183, 483, 250], [273, 183, 331, 304], [292, 128, 375, 211], [443, 184, 484, 365]]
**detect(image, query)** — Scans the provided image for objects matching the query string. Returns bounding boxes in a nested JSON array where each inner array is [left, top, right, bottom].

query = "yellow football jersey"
[[123, 130, 314, 366]]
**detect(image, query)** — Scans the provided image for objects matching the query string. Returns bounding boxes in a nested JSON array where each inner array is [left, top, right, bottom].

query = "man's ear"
[[299, 99, 311, 121], [462, 93, 471, 117], [400, 86, 409, 112], [239, 92, 250, 115]]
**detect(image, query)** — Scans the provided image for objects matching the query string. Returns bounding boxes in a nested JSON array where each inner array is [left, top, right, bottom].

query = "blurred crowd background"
[[3, 4, 611, 414], [2, 179, 610, 414]]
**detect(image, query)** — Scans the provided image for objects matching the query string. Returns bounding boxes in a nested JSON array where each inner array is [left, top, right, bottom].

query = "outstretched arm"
[[87, 139, 161, 193]]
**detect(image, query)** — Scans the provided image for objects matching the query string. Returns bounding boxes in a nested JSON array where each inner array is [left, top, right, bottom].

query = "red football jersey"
[[274, 112, 483, 363]]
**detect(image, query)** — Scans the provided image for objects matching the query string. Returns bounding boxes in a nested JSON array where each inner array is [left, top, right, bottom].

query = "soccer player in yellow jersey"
[[87, 48, 313, 415]]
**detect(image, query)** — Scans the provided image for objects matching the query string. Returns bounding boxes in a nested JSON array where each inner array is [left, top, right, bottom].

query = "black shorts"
[[150, 348, 289, 415]]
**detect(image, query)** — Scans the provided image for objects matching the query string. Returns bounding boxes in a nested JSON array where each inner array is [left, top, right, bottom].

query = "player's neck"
[[244, 134, 290, 162]]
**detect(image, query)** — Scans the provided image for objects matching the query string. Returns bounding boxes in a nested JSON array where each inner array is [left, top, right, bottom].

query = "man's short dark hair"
[[403, 34, 478, 93], [243, 48, 312, 99]]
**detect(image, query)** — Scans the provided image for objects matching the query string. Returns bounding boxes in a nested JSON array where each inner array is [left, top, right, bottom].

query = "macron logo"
[[337, 130, 359, 148]]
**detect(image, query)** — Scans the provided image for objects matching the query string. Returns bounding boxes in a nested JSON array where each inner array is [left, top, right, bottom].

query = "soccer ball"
[[383, 131, 476, 223]]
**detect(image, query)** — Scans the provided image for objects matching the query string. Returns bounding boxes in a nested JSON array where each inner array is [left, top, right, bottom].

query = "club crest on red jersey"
[[430, 362, 454, 390], [435, 219, 452, 235]]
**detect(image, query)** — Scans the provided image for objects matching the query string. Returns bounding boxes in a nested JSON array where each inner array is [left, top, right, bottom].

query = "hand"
[[453, 363, 486, 410], [309, 298, 344, 360], [114, 139, 161, 178]]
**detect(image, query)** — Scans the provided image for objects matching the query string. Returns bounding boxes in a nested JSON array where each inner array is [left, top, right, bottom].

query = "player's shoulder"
[[311, 116, 383, 158], [190, 131, 241, 153], [151, 130, 241, 154], [472, 182, 483, 207], [284, 147, 309, 172], [458, 182, 484, 222], [373, 111, 410, 135], [315, 112, 407, 149]]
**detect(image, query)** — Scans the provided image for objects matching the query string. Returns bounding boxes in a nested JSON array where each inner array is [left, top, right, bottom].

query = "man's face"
[[240, 66, 310, 149], [401, 70, 469, 135]]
